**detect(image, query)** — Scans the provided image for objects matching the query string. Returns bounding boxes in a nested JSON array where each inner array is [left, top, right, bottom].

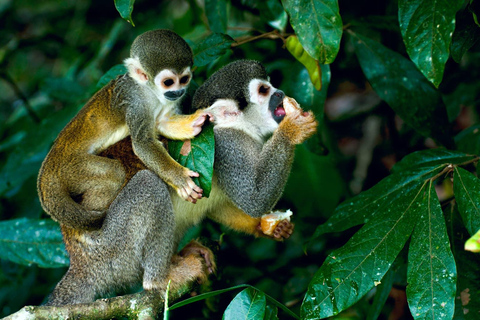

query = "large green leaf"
[[192, 33, 234, 67], [205, 0, 227, 33], [301, 182, 424, 319], [398, 0, 462, 87], [223, 287, 266, 320], [282, 0, 342, 64], [351, 31, 453, 147], [455, 124, 480, 156], [311, 149, 475, 239], [453, 167, 480, 236], [366, 269, 395, 320], [168, 124, 215, 197], [392, 149, 477, 173], [0, 218, 69, 268], [407, 180, 456, 320], [114, 0, 135, 26]]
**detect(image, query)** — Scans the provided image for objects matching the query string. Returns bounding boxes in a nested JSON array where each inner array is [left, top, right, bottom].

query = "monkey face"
[[154, 67, 192, 103]]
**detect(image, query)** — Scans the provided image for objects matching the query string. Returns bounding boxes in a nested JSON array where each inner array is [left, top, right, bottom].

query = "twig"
[[232, 30, 290, 47], [0, 70, 40, 123]]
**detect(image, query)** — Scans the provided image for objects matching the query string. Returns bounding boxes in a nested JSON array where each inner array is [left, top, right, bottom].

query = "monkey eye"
[[163, 79, 174, 87], [180, 75, 190, 84], [259, 85, 270, 95]]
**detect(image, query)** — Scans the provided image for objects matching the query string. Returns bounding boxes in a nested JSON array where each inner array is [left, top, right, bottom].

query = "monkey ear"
[[124, 57, 148, 83]]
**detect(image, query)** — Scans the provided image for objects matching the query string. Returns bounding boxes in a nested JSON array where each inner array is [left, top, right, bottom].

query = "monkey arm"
[[214, 128, 295, 218], [157, 109, 208, 140]]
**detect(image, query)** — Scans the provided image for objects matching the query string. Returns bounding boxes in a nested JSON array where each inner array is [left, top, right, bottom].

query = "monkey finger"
[[187, 170, 200, 178]]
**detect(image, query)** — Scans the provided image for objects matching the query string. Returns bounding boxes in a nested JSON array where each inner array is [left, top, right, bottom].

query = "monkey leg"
[[45, 268, 96, 306], [65, 154, 127, 211], [162, 240, 216, 294], [99, 170, 177, 293], [157, 109, 210, 140]]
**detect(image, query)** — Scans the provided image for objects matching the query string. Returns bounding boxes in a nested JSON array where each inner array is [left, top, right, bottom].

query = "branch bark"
[[4, 283, 193, 320]]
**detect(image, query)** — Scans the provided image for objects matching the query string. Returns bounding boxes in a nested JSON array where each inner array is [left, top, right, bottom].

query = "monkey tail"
[[39, 181, 106, 230]]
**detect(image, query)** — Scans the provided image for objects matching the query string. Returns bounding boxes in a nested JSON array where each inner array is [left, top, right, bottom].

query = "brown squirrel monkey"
[[38, 29, 209, 231], [45, 60, 317, 306]]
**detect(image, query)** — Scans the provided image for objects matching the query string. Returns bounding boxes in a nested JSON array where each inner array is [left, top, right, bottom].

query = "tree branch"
[[4, 283, 194, 320]]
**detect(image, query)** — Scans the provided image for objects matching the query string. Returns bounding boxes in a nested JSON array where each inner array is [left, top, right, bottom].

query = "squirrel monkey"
[[37, 29, 208, 231], [45, 60, 317, 306]]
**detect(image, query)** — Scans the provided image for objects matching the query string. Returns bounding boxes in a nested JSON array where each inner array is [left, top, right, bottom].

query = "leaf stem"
[[232, 30, 291, 47]]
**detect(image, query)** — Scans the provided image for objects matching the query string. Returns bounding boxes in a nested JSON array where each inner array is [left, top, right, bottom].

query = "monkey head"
[[125, 29, 193, 104], [192, 60, 286, 140]]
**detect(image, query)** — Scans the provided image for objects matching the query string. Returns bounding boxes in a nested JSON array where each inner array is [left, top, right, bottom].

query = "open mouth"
[[272, 100, 286, 122]]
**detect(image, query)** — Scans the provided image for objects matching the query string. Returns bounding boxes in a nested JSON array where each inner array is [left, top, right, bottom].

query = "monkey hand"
[[280, 97, 318, 145], [173, 168, 203, 203], [179, 240, 216, 276], [256, 219, 294, 241]]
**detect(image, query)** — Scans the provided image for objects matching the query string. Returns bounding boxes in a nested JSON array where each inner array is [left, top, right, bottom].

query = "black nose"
[[164, 89, 186, 101], [274, 90, 285, 99]]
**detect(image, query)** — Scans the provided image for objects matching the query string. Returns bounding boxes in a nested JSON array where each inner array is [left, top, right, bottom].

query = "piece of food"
[[260, 209, 293, 236]]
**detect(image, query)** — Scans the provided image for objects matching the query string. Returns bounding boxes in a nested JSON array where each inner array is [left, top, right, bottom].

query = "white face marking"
[[153, 67, 191, 105]]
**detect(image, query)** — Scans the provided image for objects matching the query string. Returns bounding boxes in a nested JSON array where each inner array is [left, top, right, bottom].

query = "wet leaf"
[[114, 0, 135, 26], [168, 124, 215, 197], [286, 35, 322, 90], [398, 0, 462, 87], [223, 287, 266, 320], [351, 31, 453, 147], [367, 269, 395, 320], [192, 33, 234, 67], [453, 167, 480, 236], [301, 182, 424, 319], [205, 0, 227, 33], [407, 180, 456, 320], [311, 149, 474, 245], [0, 218, 69, 268], [282, 0, 342, 63]]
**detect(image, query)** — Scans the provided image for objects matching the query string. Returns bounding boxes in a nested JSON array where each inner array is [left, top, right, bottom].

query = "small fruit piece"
[[260, 209, 293, 236]]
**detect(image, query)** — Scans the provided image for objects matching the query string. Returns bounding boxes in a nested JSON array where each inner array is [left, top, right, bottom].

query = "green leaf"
[[311, 149, 475, 240], [282, 0, 343, 63], [96, 64, 126, 90], [453, 166, 480, 236], [223, 287, 266, 320], [301, 182, 424, 319], [170, 284, 251, 310], [450, 8, 480, 63], [114, 0, 135, 26], [168, 123, 215, 197], [41, 77, 87, 103], [398, 0, 462, 87], [0, 218, 69, 268], [192, 33, 234, 67], [366, 269, 395, 320], [392, 149, 476, 173], [264, 303, 279, 320], [350, 31, 453, 147], [286, 35, 322, 90], [455, 124, 480, 156], [205, 0, 227, 33], [260, 0, 288, 31], [406, 180, 456, 320]]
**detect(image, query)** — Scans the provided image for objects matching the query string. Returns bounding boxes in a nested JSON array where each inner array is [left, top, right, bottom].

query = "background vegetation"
[[1, 0, 480, 319]]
